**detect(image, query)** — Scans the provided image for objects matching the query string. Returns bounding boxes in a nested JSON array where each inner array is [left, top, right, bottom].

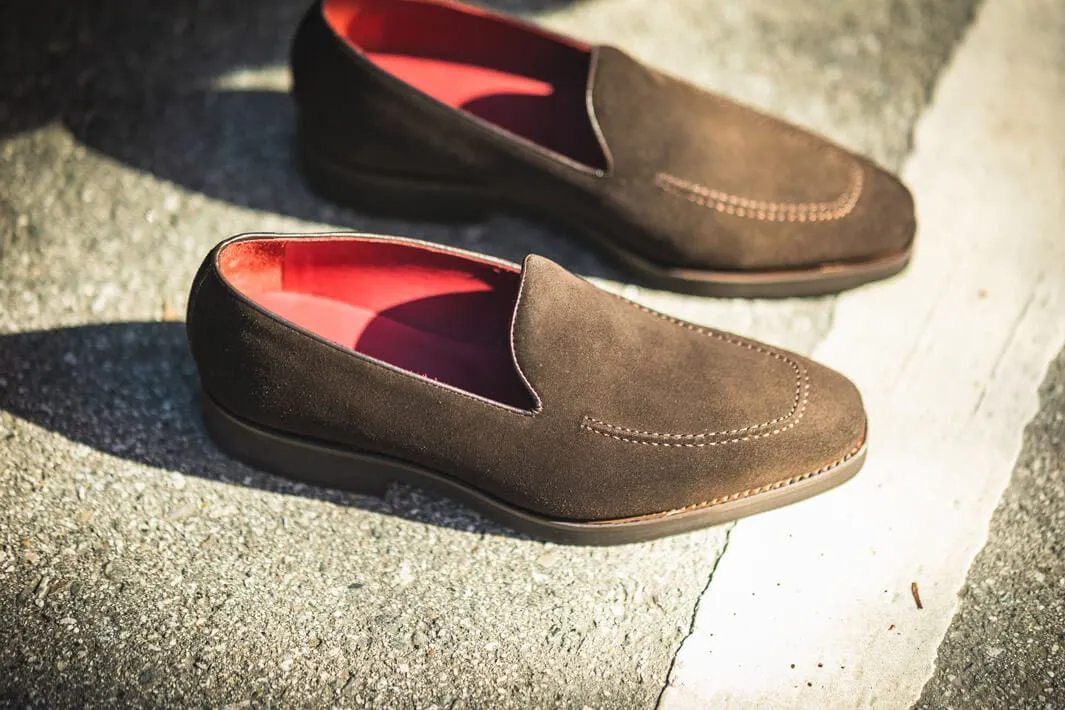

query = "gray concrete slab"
[[0, 0, 979, 707], [917, 346, 1065, 709], [657, 0, 1065, 700]]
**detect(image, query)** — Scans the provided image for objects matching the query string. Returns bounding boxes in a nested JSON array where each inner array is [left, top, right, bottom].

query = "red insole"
[[218, 238, 535, 410], [324, 0, 607, 169], [368, 53, 554, 108]]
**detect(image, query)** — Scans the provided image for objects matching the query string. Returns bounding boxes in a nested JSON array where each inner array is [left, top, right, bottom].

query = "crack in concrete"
[[654, 523, 735, 709]]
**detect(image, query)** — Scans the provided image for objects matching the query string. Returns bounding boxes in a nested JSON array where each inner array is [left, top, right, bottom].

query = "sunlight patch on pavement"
[[209, 65, 290, 92], [659, 0, 1065, 706]]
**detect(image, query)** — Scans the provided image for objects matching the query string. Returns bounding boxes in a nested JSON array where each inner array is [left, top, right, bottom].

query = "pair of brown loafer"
[[187, 0, 915, 544]]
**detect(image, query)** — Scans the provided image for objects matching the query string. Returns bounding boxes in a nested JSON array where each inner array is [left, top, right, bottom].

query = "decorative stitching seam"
[[591, 440, 865, 524], [654, 164, 864, 222], [580, 297, 810, 445]]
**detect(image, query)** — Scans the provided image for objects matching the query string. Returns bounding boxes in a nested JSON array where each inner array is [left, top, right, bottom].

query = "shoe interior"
[[323, 0, 608, 170], [217, 237, 537, 410]]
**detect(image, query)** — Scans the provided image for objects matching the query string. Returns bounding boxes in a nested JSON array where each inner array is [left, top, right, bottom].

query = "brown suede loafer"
[[187, 233, 868, 544], [290, 0, 915, 297]]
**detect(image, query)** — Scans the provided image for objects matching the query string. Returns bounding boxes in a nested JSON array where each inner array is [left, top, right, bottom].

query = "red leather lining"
[[323, 0, 607, 169], [218, 238, 536, 409]]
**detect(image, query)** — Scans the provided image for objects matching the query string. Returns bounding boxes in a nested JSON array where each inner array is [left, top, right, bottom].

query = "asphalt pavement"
[[2, 0, 1062, 707]]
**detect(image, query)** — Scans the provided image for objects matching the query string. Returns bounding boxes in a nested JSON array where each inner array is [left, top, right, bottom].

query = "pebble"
[[536, 551, 562, 568], [397, 562, 414, 586]]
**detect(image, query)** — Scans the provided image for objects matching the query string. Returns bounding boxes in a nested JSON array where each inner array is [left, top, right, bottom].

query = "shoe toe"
[[848, 162, 917, 262]]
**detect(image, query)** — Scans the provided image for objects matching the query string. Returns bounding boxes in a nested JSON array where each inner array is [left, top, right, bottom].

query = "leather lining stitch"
[[654, 164, 863, 222], [580, 296, 809, 444], [593, 440, 865, 524]]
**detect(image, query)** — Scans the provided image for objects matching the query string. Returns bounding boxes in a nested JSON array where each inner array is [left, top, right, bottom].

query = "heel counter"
[[290, 0, 334, 107], [185, 252, 264, 420], [185, 251, 231, 408], [184, 250, 216, 369], [290, 5, 496, 184], [184, 248, 311, 433]]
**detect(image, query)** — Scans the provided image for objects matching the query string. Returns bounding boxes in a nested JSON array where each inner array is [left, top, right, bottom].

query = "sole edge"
[[203, 395, 868, 546]]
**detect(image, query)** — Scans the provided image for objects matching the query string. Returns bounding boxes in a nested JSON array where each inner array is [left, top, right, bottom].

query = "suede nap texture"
[[291, 0, 915, 274], [187, 234, 868, 522]]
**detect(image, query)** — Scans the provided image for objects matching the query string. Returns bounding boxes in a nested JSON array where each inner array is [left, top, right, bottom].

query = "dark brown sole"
[[203, 395, 867, 546], [297, 140, 911, 298]]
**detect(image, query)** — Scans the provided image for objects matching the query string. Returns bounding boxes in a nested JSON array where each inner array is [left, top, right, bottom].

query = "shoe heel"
[[296, 133, 491, 224], [201, 395, 391, 497]]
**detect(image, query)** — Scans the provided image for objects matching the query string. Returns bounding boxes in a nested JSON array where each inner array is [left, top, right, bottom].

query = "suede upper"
[[187, 234, 868, 522], [291, 0, 915, 275], [588, 47, 915, 270]]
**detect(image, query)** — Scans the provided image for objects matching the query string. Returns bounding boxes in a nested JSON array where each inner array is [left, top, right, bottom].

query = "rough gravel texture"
[[917, 348, 1065, 710], [0, 0, 979, 707]]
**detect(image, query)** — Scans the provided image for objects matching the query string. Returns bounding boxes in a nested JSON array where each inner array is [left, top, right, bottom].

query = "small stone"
[[536, 551, 562, 568], [23, 550, 39, 564], [412, 631, 429, 649], [397, 562, 414, 586], [162, 301, 182, 322], [307, 636, 321, 648], [138, 668, 156, 685]]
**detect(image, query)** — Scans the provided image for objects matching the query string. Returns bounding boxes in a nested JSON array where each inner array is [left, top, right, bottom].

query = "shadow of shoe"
[[4, 0, 616, 281], [0, 321, 525, 539], [66, 86, 620, 279]]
